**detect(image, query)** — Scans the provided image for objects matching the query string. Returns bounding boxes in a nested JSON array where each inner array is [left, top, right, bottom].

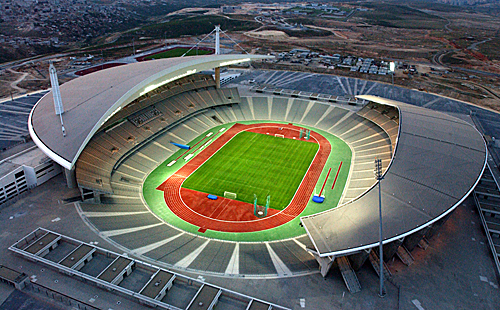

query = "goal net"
[[254, 194, 269, 218], [224, 191, 237, 199], [255, 205, 267, 218], [274, 134, 285, 138]]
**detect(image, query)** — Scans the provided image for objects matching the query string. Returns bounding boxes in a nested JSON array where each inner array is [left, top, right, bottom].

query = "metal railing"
[[28, 281, 99, 310]]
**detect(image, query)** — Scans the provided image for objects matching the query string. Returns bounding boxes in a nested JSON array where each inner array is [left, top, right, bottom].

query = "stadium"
[[4, 52, 496, 309]]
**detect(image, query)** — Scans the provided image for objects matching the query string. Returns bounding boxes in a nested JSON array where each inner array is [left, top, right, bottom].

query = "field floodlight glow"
[[219, 58, 251, 67], [140, 69, 197, 96], [389, 62, 395, 85]]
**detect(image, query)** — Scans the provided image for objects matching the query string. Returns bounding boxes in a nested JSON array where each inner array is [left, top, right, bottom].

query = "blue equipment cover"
[[207, 194, 218, 200], [171, 142, 190, 150], [312, 196, 324, 203]]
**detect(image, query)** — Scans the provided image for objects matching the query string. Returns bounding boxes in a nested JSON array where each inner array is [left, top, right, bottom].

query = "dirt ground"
[[244, 30, 294, 41], [2, 5, 500, 112]]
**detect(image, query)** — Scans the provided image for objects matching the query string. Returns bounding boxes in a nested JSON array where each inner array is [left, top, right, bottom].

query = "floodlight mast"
[[374, 158, 385, 297], [48, 62, 66, 137]]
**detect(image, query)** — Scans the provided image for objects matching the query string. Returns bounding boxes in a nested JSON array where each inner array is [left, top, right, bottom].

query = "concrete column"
[[426, 211, 453, 240], [215, 67, 221, 89], [403, 226, 430, 252], [372, 237, 404, 263], [425, 203, 460, 240], [382, 238, 404, 262], [93, 191, 101, 203], [64, 168, 77, 189], [312, 253, 335, 277], [348, 249, 370, 271]]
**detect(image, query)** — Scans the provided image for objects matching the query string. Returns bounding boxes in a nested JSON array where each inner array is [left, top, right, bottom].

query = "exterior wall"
[[34, 160, 62, 185], [0, 159, 62, 207], [0, 166, 28, 205]]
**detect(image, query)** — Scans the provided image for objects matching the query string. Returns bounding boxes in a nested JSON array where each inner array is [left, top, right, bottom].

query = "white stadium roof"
[[301, 95, 487, 257], [29, 54, 271, 170]]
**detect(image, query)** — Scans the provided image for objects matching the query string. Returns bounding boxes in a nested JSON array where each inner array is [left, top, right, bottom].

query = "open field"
[[182, 131, 319, 210], [354, 3, 447, 30]]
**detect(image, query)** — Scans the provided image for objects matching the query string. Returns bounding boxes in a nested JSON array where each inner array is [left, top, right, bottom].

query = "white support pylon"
[[215, 25, 221, 55], [214, 25, 221, 88]]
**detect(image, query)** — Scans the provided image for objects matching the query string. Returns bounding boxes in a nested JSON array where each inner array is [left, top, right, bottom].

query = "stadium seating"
[[218, 97, 395, 203], [77, 86, 398, 203], [103, 74, 216, 126], [76, 82, 240, 193], [357, 103, 399, 151], [76, 87, 400, 276]]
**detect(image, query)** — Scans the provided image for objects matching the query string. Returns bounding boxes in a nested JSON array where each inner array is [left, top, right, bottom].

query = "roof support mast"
[[214, 25, 221, 89], [181, 25, 251, 88], [49, 62, 66, 137]]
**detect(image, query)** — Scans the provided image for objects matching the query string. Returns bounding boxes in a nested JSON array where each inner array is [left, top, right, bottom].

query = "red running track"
[[157, 123, 331, 233]]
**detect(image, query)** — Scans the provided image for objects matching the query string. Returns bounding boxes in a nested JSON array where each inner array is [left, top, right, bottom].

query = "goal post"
[[254, 194, 269, 218], [224, 191, 237, 199], [274, 134, 285, 138]]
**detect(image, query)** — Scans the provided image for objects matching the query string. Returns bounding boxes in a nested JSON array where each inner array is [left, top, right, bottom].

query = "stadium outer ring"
[[27, 55, 487, 263]]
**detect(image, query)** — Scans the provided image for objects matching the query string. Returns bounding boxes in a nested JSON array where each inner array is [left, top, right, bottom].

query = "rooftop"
[[29, 54, 271, 170], [301, 95, 487, 257]]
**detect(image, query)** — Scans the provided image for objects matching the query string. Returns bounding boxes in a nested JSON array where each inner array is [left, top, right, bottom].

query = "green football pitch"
[[182, 131, 319, 210], [144, 48, 212, 60]]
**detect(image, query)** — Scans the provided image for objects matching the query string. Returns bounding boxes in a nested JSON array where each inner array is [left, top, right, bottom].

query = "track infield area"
[[155, 123, 334, 233], [182, 131, 319, 210]]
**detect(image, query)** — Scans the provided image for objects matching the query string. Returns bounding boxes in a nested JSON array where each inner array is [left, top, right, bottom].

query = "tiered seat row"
[[76, 86, 240, 193], [76, 92, 400, 279], [104, 74, 216, 126], [357, 102, 399, 152], [230, 96, 395, 204], [77, 92, 396, 219]]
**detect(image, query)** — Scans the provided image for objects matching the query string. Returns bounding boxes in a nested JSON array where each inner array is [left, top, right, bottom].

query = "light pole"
[[374, 158, 386, 298]]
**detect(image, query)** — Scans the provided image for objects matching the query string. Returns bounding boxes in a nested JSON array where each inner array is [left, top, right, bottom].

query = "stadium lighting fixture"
[[101, 106, 122, 125], [389, 62, 395, 85], [140, 69, 197, 96], [219, 58, 251, 67], [374, 158, 386, 298]]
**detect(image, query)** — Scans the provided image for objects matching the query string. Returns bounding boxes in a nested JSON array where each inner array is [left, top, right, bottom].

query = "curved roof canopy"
[[29, 54, 271, 170], [301, 95, 487, 257]]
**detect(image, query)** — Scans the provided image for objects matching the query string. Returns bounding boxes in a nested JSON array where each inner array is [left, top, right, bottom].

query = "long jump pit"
[[156, 123, 331, 233]]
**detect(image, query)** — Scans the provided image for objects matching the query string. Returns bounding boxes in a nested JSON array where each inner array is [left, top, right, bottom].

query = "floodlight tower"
[[214, 25, 221, 88], [374, 158, 385, 297], [48, 62, 66, 137]]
